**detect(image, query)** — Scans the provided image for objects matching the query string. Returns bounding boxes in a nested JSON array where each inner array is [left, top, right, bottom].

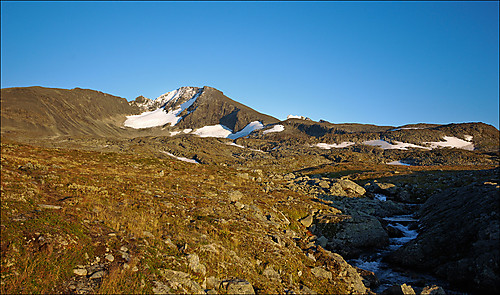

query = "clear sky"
[[1, 1, 499, 128]]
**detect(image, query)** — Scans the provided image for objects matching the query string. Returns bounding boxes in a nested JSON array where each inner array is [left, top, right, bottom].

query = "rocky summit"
[[1, 85, 499, 294]]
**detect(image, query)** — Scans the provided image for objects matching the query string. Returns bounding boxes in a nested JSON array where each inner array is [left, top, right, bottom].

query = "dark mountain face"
[[174, 86, 279, 132], [0, 86, 140, 139]]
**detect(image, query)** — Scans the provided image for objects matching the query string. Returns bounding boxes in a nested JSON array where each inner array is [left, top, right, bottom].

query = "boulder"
[[381, 283, 416, 295], [336, 179, 366, 196], [388, 182, 500, 293], [187, 253, 206, 276], [314, 213, 389, 258], [224, 279, 255, 295]]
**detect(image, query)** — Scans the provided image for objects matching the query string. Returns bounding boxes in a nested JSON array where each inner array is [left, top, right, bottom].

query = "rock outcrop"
[[388, 177, 500, 293]]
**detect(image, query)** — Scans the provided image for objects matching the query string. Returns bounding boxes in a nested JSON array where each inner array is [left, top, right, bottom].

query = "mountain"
[[125, 86, 279, 137], [1, 85, 498, 157], [0, 86, 140, 139]]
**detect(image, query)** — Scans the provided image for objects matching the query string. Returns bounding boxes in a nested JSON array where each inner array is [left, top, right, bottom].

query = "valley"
[[1, 86, 499, 294]]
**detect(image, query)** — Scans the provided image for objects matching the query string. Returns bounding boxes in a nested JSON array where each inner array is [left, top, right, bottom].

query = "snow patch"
[[389, 127, 424, 131], [263, 124, 285, 134], [226, 142, 246, 149], [464, 135, 473, 142], [362, 140, 430, 150], [124, 89, 201, 129], [314, 142, 355, 149], [161, 151, 199, 164], [124, 108, 178, 129], [424, 136, 474, 151], [228, 121, 264, 139], [192, 125, 233, 138], [287, 114, 308, 120], [386, 160, 411, 166]]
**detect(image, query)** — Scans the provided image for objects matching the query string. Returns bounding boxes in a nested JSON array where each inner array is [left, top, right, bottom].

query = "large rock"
[[224, 279, 255, 295], [318, 248, 367, 294], [388, 181, 500, 293], [313, 212, 389, 258], [336, 179, 366, 196]]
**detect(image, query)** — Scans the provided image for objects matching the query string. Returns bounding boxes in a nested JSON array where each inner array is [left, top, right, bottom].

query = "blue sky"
[[1, 1, 499, 128]]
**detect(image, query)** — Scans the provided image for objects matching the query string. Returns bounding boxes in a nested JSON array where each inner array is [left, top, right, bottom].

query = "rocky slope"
[[0, 86, 140, 139]]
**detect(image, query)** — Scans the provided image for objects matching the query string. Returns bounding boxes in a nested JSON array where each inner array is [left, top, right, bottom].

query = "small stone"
[[225, 279, 255, 294], [143, 231, 155, 238], [228, 190, 244, 202], [73, 268, 87, 276], [421, 285, 446, 295], [299, 215, 314, 227], [132, 266, 139, 272], [317, 236, 328, 248], [90, 270, 105, 279], [187, 253, 206, 276], [120, 246, 129, 252], [234, 201, 245, 210], [105, 254, 114, 262]]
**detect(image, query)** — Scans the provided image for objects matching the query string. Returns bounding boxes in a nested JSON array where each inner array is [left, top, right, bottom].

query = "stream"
[[348, 195, 453, 293]]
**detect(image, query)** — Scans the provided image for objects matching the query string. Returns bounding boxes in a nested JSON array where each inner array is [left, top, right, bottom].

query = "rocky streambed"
[[280, 168, 500, 294]]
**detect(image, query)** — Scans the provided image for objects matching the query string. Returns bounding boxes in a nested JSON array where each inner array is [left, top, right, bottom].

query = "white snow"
[[389, 127, 424, 131], [124, 89, 201, 129], [424, 136, 474, 151], [225, 142, 266, 153], [464, 135, 473, 142], [226, 142, 246, 148], [263, 124, 285, 134], [228, 121, 264, 139], [161, 151, 199, 164], [183, 129, 193, 133], [314, 142, 355, 149], [287, 114, 308, 120], [386, 160, 411, 166], [362, 140, 431, 150], [124, 108, 179, 129], [170, 131, 181, 136], [192, 125, 233, 138]]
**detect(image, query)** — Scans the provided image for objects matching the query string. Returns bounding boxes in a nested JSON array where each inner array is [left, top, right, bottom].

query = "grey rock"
[[381, 283, 416, 295], [73, 268, 87, 276], [187, 253, 206, 276], [153, 281, 172, 294], [262, 265, 280, 280], [89, 270, 105, 279], [105, 254, 115, 262], [317, 235, 328, 248], [311, 267, 332, 280], [389, 182, 500, 293], [228, 190, 244, 202], [314, 213, 388, 258], [225, 279, 255, 294], [299, 215, 314, 227]]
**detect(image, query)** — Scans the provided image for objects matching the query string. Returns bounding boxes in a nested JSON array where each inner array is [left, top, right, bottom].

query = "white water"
[[349, 204, 449, 293]]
